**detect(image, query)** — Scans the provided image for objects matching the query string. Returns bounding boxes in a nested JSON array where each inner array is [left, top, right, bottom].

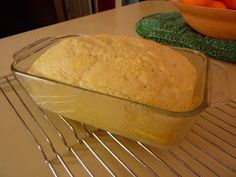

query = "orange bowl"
[[172, 1, 236, 40]]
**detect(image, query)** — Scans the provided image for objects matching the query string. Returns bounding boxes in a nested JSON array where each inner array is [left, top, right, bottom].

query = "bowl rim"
[[172, 0, 236, 13]]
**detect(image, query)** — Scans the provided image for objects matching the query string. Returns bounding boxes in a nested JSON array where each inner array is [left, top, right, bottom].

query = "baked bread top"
[[29, 35, 198, 112]]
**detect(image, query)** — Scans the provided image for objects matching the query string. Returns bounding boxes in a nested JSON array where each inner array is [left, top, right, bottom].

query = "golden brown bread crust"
[[29, 35, 197, 112]]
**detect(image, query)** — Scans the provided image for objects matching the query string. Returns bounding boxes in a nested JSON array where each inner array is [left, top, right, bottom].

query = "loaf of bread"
[[29, 35, 198, 112]]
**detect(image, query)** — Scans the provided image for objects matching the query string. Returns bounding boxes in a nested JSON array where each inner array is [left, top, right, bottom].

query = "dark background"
[[0, 0, 141, 39], [0, 0, 58, 38]]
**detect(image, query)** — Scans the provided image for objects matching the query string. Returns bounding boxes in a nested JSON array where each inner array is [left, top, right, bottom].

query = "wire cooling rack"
[[0, 74, 235, 177]]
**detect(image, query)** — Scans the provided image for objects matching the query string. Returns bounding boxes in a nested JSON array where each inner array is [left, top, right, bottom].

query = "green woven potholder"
[[136, 12, 236, 63]]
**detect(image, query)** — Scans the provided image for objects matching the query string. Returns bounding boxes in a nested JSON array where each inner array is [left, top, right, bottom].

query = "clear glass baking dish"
[[11, 35, 208, 149]]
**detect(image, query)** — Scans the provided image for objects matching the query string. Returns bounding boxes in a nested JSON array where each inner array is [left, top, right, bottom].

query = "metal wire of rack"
[[0, 74, 235, 177]]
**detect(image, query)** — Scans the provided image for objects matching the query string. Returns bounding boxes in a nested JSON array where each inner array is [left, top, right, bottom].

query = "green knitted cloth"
[[136, 12, 236, 63]]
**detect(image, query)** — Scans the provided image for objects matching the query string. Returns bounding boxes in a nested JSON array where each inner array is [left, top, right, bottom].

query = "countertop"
[[0, 1, 235, 177]]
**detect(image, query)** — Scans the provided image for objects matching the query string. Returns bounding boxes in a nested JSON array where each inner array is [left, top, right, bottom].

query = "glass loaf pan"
[[11, 35, 208, 149]]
